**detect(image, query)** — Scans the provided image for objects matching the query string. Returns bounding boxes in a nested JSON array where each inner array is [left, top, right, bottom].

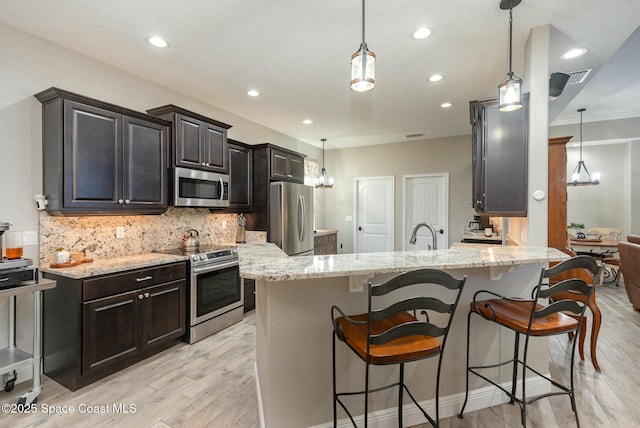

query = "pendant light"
[[498, 0, 523, 112], [350, 0, 375, 92], [315, 138, 334, 189], [568, 108, 600, 186]]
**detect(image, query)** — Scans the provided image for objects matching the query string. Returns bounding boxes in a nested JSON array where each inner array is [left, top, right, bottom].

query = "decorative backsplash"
[[38, 208, 262, 264]]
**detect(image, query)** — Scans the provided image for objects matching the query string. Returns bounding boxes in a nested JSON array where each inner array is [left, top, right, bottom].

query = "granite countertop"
[[39, 253, 189, 279], [314, 229, 338, 236], [238, 244, 569, 281]]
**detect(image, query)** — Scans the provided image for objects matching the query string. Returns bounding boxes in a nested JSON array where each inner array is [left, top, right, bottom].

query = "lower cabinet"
[[243, 278, 255, 313], [43, 261, 186, 391], [314, 232, 338, 255]]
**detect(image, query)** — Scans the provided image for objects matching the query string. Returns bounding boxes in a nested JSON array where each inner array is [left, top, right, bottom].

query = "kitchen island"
[[237, 244, 569, 428]]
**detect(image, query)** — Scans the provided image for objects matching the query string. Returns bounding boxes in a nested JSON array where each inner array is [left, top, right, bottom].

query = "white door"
[[355, 176, 394, 253], [403, 174, 449, 250]]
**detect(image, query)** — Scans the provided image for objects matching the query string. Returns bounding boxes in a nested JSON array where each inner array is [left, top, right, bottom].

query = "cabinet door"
[[243, 279, 255, 313], [228, 143, 252, 211], [63, 100, 122, 209], [122, 117, 168, 211], [271, 150, 290, 180], [141, 280, 186, 348], [203, 123, 227, 172], [175, 114, 203, 168], [289, 154, 305, 182], [82, 290, 140, 375], [470, 101, 485, 211]]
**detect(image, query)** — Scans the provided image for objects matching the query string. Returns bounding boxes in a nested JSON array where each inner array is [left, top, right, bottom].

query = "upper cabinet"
[[469, 94, 529, 216], [146, 105, 231, 173], [244, 144, 307, 231], [227, 139, 253, 212], [270, 148, 305, 182], [35, 88, 170, 216]]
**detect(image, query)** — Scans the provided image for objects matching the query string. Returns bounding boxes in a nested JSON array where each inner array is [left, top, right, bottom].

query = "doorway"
[[402, 174, 449, 250], [354, 176, 394, 253]]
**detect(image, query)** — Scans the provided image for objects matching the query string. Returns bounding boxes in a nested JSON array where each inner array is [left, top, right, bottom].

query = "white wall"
[[0, 22, 319, 382], [319, 135, 475, 253]]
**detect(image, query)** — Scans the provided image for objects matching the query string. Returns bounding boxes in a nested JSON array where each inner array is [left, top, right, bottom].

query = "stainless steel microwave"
[[173, 167, 230, 208]]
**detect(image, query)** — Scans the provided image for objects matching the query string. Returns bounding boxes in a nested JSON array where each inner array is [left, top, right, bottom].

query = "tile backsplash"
[[38, 208, 252, 264]]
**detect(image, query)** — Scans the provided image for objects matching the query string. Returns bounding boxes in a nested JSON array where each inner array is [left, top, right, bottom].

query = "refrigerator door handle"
[[298, 195, 305, 243]]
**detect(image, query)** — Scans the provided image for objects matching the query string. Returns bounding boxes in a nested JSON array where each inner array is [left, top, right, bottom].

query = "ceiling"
[[1, 0, 640, 149]]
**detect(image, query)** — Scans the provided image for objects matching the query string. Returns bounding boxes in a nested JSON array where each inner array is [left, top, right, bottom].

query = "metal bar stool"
[[458, 255, 602, 427], [331, 269, 466, 427]]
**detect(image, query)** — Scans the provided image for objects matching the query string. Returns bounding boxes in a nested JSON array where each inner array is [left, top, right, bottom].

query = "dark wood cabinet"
[[227, 139, 252, 211], [469, 94, 529, 216], [147, 105, 231, 173], [548, 136, 573, 249], [314, 232, 338, 255], [243, 278, 255, 313], [245, 144, 307, 232], [43, 261, 187, 391], [35, 88, 170, 216]]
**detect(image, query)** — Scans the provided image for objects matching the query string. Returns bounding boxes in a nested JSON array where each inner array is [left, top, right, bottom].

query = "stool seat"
[[471, 299, 578, 336], [336, 312, 441, 364]]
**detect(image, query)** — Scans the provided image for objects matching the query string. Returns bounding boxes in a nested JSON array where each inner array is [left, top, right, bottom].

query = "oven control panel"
[[190, 248, 238, 266]]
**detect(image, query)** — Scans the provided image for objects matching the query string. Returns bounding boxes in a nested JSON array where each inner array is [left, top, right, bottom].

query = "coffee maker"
[[468, 215, 491, 232]]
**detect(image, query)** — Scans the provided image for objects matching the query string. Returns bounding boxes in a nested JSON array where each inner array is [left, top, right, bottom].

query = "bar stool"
[[331, 269, 466, 427], [458, 255, 602, 427]]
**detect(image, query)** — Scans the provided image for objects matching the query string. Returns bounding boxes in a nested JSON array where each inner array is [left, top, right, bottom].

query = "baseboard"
[[311, 376, 551, 428]]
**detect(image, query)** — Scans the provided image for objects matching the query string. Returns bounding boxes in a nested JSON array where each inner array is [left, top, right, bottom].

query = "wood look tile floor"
[[2, 280, 639, 427]]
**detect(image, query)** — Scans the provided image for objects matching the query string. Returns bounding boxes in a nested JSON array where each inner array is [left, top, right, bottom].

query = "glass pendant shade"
[[498, 74, 523, 112], [498, 0, 523, 112], [568, 108, 600, 186], [315, 139, 334, 189], [351, 44, 376, 92]]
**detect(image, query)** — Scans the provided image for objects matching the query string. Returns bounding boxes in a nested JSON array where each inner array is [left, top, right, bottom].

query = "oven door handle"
[[219, 177, 224, 204], [192, 260, 239, 275]]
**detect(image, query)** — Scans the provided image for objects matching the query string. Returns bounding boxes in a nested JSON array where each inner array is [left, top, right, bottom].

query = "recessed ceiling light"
[[428, 74, 444, 82], [247, 89, 260, 97], [302, 119, 313, 125], [146, 36, 169, 48], [561, 48, 588, 59], [412, 27, 432, 40], [440, 102, 453, 108]]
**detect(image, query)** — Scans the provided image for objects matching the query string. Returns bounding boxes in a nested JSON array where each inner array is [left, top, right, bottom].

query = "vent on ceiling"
[[567, 69, 592, 85], [406, 133, 425, 138]]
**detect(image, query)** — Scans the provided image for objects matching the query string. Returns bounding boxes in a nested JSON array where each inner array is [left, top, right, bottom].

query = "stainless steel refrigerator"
[[269, 182, 314, 256]]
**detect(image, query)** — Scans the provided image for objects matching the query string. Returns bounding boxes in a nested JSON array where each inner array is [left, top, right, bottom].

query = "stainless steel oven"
[[156, 245, 242, 343]]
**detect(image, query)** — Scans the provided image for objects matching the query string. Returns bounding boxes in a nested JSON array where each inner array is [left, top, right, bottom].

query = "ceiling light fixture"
[[350, 0, 375, 92], [568, 108, 600, 186], [247, 89, 260, 97], [498, 0, 523, 112], [428, 74, 444, 82], [440, 102, 452, 108], [315, 138, 334, 189], [562, 47, 588, 60], [412, 27, 432, 40], [146, 36, 169, 48], [302, 119, 313, 125]]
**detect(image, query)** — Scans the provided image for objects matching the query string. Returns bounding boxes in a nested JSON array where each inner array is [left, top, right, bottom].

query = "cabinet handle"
[[136, 276, 153, 282], [206, 163, 210, 167], [144, 292, 150, 298], [0, 278, 9, 282], [138, 294, 144, 300], [288, 174, 293, 178], [201, 162, 206, 166], [118, 199, 124, 204], [124, 199, 130, 204]]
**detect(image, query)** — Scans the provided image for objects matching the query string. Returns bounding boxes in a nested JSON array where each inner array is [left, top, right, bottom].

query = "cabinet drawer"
[[83, 262, 186, 301]]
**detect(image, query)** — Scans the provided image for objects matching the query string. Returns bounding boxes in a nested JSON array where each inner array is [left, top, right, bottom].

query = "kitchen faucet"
[[409, 222, 438, 250]]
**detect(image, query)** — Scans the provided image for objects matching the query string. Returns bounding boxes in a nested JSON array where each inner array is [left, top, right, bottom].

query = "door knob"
[[358, 226, 363, 231]]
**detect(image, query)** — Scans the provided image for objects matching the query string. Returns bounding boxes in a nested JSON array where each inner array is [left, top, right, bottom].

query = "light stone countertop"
[[39, 253, 188, 279], [237, 243, 569, 281], [314, 229, 338, 237]]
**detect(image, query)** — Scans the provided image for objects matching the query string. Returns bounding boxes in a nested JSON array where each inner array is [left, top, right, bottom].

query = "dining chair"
[[331, 268, 466, 427], [458, 256, 603, 427], [587, 227, 620, 241]]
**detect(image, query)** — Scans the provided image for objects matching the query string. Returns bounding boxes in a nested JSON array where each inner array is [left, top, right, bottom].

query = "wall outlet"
[[22, 231, 38, 246], [222, 221, 227, 229], [116, 227, 125, 239], [345, 216, 353, 222]]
